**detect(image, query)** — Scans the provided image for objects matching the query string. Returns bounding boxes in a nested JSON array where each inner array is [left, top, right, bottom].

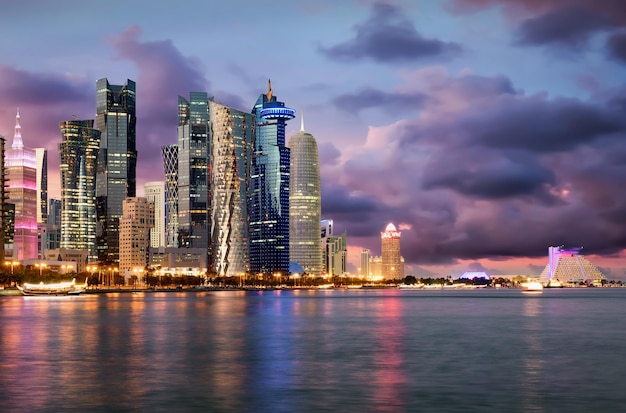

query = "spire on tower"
[[300, 111, 305, 132], [266, 79, 273, 101], [13, 108, 24, 149]]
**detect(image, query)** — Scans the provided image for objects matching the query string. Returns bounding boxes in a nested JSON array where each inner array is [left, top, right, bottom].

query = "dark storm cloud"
[[514, 7, 615, 47], [332, 87, 427, 113], [111, 26, 209, 181], [470, 96, 624, 152], [320, 2, 461, 63], [334, 69, 626, 265], [422, 149, 556, 200], [607, 30, 626, 62], [0, 65, 92, 105], [0, 65, 94, 155], [449, 0, 626, 55]]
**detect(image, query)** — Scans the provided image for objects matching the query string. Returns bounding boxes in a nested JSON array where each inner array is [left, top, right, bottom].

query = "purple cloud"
[[333, 87, 428, 114], [327, 69, 626, 265], [514, 7, 615, 48], [320, 2, 461, 63], [607, 30, 626, 62], [449, 0, 626, 55]]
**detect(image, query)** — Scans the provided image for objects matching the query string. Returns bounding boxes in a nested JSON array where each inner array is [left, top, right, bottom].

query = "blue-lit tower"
[[248, 80, 295, 274]]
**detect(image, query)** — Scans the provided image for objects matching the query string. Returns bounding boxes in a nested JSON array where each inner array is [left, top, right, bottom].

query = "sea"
[[1, 288, 625, 413]]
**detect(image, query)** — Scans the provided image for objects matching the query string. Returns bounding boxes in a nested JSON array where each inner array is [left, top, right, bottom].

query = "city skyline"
[[1, 1, 625, 277]]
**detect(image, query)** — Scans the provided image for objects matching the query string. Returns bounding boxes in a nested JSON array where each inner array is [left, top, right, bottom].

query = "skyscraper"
[[144, 181, 165, 248], [289, 115, 322, 275], [0, 136, 5, 263], [161, 144, 179, 247], [208, 99, 254, 277], [249, 81, 295, 274], [119, 197, 154, 282], [360, 249, 371, 279], [35, 148, 48, 224], [59, 120, 101, 260], [35, 148, 48, 258], [177, 93, 209, 251], [5, 110, 38, 260], [46, 199, 61, 251], [95, 78, 137, 264], [381, 223, 403, 279]]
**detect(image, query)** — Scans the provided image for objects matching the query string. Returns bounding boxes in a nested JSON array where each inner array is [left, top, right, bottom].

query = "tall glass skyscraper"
[[95, 78, 136, 264], [59, 120, 101, 260], [5, 110, 38, 260], [35, 148, 48, 258], [35, 148, 48, 224], [161, 144, 179, 248], [208, 99, 254, 277], [177, 93, 209, 251], [248, 81, 295, 274], [288, 115, 322, 275]]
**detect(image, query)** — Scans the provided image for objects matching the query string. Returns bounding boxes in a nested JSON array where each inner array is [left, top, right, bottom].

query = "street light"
[[4, 260, 19, 274], [35, 263, 47, 276]]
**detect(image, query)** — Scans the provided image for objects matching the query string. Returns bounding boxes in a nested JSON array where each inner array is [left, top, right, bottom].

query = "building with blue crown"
[[248, 80, 295, 275]]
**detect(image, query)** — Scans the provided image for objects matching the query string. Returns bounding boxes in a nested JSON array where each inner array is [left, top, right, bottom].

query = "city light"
[[4, 261, 20, 274]]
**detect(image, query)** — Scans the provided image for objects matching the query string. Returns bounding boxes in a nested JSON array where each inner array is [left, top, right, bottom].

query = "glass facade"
[[46, 199, 61, 251], [35, 148, 48, 224], [248, 84, 295, 274], [95, 78, 136, 264], [59, 120, 101, 260], [288, 123, 322, 275], [208, 99, 254, 277], [161, 144, 179, 247], [5, 110, 38, 260], [177, 93, 209, 251]]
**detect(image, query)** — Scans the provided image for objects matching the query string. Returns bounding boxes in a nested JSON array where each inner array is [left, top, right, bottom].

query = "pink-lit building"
[[5, 110, 38, 260]]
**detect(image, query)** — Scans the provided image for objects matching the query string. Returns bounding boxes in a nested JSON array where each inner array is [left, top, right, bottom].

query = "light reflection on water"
[[1, 289, 625, 412]]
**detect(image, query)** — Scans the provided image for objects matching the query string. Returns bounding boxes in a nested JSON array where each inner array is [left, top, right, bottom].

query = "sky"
[[1, 0, 625, 278]]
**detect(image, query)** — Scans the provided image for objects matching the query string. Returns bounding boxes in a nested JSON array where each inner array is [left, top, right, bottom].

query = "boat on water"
[[17, 278, 87, 296], [398, 283, 424, 289], [521, 281, 544, 293]]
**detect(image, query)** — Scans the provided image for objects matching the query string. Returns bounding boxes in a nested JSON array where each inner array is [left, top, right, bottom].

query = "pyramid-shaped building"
[[539, 246, 606, 284]]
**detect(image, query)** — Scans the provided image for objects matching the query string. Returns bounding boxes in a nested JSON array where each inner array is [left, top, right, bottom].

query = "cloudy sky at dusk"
[[1, 0, 625, 277]]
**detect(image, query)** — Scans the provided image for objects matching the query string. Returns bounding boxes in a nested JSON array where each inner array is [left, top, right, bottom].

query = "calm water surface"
[[1, 288, 625, 412]]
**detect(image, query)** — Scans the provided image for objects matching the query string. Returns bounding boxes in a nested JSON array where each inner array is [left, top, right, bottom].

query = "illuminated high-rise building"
[[360, 249, 371, 279], [208, 99, 254, 277], [381, 223, 403, 279], [46, 199, 61, 251], [289, 115, 322, 275], [144, 181, 165, 248], [95, 78, 137, 264], [35, 148, 48, 258], [161, 144, 179, 247], [320, 220, 347, 277], [5, 110, 38, 260], [248, 80, 295, 274], [59, 120, 101, 260], [119, 197, 154, 282], [0, 136, 5, 263], [35, 148, 48, 224], [177, 93, 209, 251]]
